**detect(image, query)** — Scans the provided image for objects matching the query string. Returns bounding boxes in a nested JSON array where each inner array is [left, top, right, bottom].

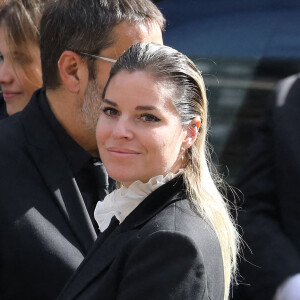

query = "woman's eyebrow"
[[136, 105, 157, 111], [103, 99, 117, 107], [103, 99, 158, 111]]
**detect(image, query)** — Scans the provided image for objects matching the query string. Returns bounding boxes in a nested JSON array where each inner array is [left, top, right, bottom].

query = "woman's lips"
[[106, 147, 140, 157], [2, 91, 22, 101]]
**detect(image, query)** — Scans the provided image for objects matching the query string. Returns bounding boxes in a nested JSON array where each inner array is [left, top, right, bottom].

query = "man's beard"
[[81, 79, 103, 131]]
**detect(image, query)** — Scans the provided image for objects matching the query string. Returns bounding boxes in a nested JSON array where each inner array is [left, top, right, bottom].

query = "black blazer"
[[0, 94, 8, 120], [0, 90, 98, 299], [58, 177, 224, 300], [235, 74, 300, 300]]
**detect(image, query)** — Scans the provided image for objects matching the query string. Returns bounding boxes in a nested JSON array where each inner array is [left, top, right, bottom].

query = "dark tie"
[[90, 158, 109, 202]]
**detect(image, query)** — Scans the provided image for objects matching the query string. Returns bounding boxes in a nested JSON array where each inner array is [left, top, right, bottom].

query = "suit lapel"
[[120, 176, 185, 231], [20, 91, 97, 253], [59, 177, 185, 299], [59, 225, 131, 299]]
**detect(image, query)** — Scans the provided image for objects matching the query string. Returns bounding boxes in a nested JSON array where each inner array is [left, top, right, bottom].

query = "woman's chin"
[[107, 170, 136, 185], [107, 170, 150, 188]]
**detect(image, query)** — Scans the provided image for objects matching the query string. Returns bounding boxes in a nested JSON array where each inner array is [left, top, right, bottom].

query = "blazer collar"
[[20, 89, 97, 253], [58, 176, 185, 299], [120, 175, 185, 231]]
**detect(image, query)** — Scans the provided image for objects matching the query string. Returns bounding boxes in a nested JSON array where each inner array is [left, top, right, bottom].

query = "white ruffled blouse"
[[94, 170, 183, 232]]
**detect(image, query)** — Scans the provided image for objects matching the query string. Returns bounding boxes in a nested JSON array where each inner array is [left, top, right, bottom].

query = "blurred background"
[[153, 0, 300, 184]]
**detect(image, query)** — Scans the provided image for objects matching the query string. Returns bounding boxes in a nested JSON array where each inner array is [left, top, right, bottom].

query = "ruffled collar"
[[94, 170, 183, 232]]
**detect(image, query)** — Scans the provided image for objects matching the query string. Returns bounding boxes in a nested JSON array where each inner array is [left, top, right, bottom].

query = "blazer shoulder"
[[130, 198, 223, 273], [120, 199, 224, 300], [0, 113, 25, 154], [140, 198, 218, 244]]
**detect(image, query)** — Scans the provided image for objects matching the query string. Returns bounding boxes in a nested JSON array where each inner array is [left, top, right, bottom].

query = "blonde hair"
[[105, 42, 239, 299], [0, 0, 46, 92], [182, 62, 239, 299]]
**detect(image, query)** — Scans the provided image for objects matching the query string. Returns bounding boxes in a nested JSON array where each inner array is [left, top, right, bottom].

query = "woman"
[[0, 0, 45, 117], [58, 43, 239, 300]]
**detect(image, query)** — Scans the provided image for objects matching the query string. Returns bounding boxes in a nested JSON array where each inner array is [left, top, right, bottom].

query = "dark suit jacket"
[[0, 94, 8, 120], [58, 176, 224, 300], [235, 74, 300, 300], [0, 90, 98, 299]]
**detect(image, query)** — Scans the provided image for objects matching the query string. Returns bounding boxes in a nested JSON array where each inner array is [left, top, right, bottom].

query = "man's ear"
[[181, 116, 201, 150], [57, 51, 88, 94]]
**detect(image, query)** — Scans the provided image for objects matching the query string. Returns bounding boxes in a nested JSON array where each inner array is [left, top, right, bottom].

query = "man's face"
[[82, 21, 163, 129]]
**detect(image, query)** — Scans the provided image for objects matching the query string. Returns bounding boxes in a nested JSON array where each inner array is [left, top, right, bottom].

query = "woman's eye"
[[0, 54, 3, 65], [14, 54, 31, 65], [102, 107, 119, 117], [140, 114, 161, 122]]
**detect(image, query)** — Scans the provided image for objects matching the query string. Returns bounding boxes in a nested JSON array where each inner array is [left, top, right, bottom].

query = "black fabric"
[[100, 216, 120, 240], [0, 94, 8, 120], [234, 74, 300, 300], [58, 177, 224, 300], [39, 95, 102, 232], [38, 95, 91, 175], [77, 158, 110, 232], [90, 158, 109, 202], [0, 89, 111, 299]]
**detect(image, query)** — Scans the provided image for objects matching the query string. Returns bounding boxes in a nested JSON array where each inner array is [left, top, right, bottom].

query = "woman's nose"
[[0, 62, 14, 85], [111, 118, 134, 140]]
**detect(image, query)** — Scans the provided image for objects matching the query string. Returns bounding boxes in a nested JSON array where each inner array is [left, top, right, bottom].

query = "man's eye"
[[140, 114, 161, 122], [102, 107, 119, 117]]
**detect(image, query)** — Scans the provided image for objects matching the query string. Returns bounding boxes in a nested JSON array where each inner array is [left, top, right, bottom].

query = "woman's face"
[[0, 26, 41, 115], [96, 70, 189, 187]]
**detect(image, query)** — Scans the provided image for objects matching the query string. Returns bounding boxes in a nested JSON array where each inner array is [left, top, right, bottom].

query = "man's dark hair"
[[40, 0, 165, 89]]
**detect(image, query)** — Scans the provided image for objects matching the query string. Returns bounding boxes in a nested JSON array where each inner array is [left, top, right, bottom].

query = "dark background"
[[153, 0, 300, 184]]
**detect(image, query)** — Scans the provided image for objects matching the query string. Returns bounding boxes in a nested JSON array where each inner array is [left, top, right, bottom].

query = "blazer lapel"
[[20, 91, 97, 253], [59, 224, 131, 299], [120, 176, 185, 232], [59, 177, 185, 299]]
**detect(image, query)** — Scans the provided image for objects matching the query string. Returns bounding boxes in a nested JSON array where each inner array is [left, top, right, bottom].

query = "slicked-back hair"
[[40, 0, 165, 89], [103, 43, 239, 300]]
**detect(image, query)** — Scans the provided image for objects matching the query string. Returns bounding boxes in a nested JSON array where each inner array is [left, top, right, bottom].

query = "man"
[[0, 0, 164, 299], [235, 74, 300, 300]]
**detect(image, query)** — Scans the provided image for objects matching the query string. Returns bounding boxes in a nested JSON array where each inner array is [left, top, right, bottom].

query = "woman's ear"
[[182, 116, 201, 149], [57, 51, 87, 94]]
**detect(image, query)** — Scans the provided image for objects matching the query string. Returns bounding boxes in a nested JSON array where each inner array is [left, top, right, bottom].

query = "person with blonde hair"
[[0, 0, 44, 116], [58, 42, 239, 300]]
